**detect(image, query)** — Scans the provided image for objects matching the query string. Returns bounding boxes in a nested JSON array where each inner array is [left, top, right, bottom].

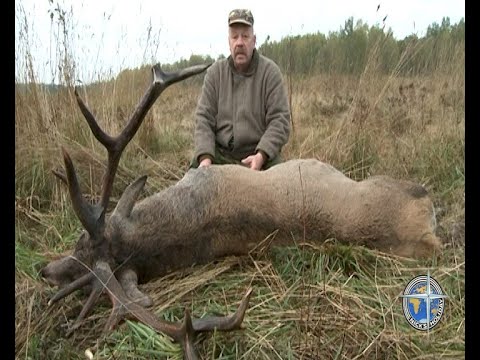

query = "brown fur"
[[41, 158, 441, 291]]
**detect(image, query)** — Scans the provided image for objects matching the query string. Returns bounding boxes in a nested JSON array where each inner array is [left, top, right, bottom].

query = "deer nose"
[[39, 265, 58, 286], [39, 266, 48, 278], [39, 265, 53, 281]]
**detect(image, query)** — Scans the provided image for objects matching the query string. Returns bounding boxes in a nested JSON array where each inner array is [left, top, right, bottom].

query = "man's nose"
[[235, 38, 245, 46]]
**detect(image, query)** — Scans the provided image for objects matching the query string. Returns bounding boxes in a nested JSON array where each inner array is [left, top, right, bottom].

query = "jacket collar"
[[228, 49, 259, 76]]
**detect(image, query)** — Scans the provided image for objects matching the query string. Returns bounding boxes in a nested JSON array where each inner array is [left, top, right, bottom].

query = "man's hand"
[[199, 157, 212, 168], [241, 152, 265, 171]]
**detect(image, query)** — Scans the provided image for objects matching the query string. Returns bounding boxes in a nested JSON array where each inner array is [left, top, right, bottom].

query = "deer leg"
[[117, 268, 153, 308]]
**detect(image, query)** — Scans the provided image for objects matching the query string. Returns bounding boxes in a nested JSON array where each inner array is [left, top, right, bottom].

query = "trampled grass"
[[15, 246, 465, 359]]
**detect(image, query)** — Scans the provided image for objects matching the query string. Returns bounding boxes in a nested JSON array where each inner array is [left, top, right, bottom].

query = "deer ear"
[[112, 175, 148, 218]]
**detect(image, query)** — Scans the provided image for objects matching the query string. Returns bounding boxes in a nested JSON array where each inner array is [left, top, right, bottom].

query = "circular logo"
[[401, 273, 447, 331]]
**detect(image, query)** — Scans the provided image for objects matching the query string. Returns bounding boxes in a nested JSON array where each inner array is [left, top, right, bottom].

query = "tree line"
[[161, 16, 464, 77]]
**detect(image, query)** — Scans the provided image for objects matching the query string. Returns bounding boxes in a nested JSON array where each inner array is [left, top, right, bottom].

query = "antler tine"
[[154, 63, 212, 88], [179, 309, 199, 360], [48, 272, 95, 306], [62, 147, 104, 239], [66, 284, 105, 336], [192, 287, 253, 332], [115, 63, 212, 153], [73, 88, 116, 149]]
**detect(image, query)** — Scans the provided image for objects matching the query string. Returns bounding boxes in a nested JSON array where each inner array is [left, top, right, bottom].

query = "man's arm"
[[255, 64, 291, 159], [194, 67, 218, 164]]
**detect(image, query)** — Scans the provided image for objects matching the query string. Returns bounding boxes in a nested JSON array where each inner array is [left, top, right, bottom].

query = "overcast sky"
[[15, 0, 465, 84]]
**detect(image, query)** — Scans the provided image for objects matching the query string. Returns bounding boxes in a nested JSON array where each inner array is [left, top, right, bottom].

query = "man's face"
[[228, 24, 256, 71]]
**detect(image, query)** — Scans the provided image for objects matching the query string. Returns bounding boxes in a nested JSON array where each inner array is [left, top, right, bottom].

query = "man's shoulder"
[[258, 53, 276, 64], [204, 58, 230, 81], [208, 58, 229, 72], [205, 59, 228, 83], [257, 53, 282, 75]]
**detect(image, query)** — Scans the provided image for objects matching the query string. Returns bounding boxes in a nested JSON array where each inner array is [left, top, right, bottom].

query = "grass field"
[[15, 12, 464, 360]]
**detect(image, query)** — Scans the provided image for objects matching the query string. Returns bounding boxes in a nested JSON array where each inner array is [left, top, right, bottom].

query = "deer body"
[[101, 159, 440, 286]]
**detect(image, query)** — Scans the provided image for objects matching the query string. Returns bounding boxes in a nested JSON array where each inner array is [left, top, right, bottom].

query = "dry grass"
[[15, 244, 465, 359], [15, 6, 464, 359]]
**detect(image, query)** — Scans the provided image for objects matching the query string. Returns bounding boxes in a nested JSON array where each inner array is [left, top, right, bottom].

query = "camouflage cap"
[[228, 9, 254, 27]]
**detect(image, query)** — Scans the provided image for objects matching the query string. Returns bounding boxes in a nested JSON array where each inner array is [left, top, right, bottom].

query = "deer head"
[[40, 63, 253, 359]]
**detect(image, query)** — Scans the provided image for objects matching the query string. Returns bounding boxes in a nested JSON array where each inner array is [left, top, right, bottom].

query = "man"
[[191, 9, 291, 171]]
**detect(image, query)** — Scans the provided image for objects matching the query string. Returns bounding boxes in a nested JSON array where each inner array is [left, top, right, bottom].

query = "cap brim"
[[229, 19, 253, 26]]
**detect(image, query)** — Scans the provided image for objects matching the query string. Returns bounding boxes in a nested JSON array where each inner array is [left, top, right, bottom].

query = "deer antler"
[[47, 63, 254, 358], [78, 261, 253, 359], [53, 259, 253, 358], [73, 63, 206, 212], [54, 63, 211, 270]]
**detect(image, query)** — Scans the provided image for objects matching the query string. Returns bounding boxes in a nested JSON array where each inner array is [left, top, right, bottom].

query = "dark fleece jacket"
[[194, 49, 291, 162]]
